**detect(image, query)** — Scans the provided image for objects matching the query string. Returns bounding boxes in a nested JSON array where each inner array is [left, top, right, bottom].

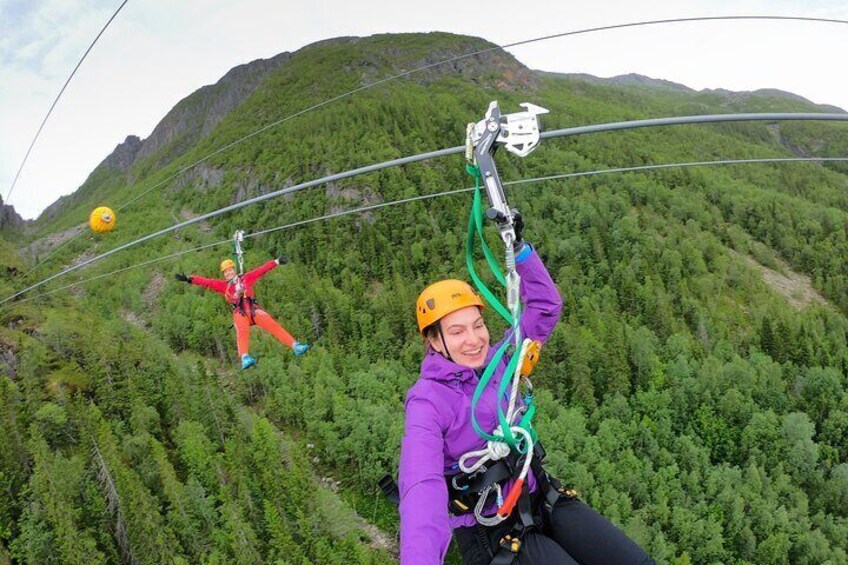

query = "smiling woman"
[[399, 225, 653, 563]]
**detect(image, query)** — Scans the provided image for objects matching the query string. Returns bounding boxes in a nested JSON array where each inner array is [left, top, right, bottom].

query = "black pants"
[[454, 497, 654, 565]]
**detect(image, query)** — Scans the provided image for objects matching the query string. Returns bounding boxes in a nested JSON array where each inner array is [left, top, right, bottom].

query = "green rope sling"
[[465, 164, 536, 453]]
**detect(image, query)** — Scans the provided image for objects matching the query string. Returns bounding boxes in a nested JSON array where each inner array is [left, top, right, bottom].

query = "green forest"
[[1, 32, 848, 564]]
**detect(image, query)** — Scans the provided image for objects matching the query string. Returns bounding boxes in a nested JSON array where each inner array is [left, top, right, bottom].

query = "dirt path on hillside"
[[731, 250, 829, 310]]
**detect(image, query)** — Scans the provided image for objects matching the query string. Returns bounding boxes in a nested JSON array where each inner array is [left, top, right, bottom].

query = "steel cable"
[[12, 155, 847, 306]]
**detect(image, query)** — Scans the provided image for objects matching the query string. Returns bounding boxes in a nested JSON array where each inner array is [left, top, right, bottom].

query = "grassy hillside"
[[3, 32, 848, 563]]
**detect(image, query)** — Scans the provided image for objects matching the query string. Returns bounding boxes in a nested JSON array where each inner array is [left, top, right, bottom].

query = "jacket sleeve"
[[242, 260, 278, 287], [515, 244, 563, 343], [189, 276, 227, 296], [398, 393, 450, 565]]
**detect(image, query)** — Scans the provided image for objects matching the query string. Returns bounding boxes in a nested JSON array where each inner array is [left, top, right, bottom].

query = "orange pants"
[[232, 308, 294, 356]]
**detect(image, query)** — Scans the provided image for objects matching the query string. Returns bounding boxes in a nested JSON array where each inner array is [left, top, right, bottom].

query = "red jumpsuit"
[[190, 260, 295, 356]]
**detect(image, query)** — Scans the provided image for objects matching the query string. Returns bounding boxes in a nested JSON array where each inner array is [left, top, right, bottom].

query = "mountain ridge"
[[36, 33, 846, 225], [541, 70, 847, 112]]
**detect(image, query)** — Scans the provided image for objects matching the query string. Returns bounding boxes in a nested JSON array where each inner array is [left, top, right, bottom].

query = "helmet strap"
[[436, 321, 454, 363]]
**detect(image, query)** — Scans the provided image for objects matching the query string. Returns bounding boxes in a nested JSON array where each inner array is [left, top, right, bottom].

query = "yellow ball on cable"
[[89, 206, 117, 233]]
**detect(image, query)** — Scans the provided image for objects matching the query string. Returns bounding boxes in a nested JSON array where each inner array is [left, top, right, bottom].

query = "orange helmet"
[[416, 279, 485, 334], [220, 259, 235, 272]]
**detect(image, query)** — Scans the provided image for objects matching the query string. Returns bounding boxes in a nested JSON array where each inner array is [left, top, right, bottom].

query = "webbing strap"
[[465, 165, 512, 325], [518, 402, 538, 445], [470, 339, 514, 443], [465, 164, 530, 452], [490, 544, 520, 565], [495, 343, 530, 452]]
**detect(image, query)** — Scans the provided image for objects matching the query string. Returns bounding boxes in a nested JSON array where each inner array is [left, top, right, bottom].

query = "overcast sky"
[[2, 0, 848, 220]]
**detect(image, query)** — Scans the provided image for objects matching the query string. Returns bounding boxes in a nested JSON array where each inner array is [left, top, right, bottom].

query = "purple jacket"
[[398, 247, 563, 564]]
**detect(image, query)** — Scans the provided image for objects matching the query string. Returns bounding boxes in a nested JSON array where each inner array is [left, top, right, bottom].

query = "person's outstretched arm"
[[242, 257, 281, 286], [180, 273, 227, 296]]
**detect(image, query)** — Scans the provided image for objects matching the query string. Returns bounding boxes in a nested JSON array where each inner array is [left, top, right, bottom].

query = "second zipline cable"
[[14, 155, 848, 306], [6, 112, 848, 304]]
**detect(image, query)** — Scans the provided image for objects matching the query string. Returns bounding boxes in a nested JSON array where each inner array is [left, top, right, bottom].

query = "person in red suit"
[[175, 255, 309, 369]]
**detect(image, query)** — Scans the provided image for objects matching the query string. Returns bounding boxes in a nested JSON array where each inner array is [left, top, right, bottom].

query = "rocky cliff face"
[[330, 33, 539, 91], [103, 135, 143, 173], [0, 195, 25, 231], [35, 52, 293, 222], [133, 52, 292, 165], [37, 135, 142, 222]]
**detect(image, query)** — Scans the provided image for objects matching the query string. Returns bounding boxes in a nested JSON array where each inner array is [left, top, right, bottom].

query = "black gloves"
[[275, 254, 288, 265], [511, 208, 524, 245], [175, 273, 192, 283]]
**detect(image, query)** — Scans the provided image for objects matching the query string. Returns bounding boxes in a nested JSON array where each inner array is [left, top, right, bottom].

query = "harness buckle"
[[450, 464, 487, 492], [558, 487, 579, 499], [499, 534, 521, 554]]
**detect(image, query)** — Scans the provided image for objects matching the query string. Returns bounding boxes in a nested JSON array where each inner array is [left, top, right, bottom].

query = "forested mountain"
[[2, 31, 848, 564]]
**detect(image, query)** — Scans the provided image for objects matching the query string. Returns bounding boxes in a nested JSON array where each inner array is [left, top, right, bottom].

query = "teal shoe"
[[241, 354, 257, 369], [293, 341, 310, 357]]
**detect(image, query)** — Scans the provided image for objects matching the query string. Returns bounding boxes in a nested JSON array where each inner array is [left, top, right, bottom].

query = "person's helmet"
[[416, 279, 485, 334], [220, 259, 235, 272]]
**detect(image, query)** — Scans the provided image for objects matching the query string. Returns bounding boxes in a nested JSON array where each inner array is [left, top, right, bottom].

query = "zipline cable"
[[14, 239, 231, 306], [499, 15, 848, 53], [20, 14, 848, 279], [12, 155, 848, 306], [5, 112, 848, 305], [540, 113, 848, 140], [5, 0, 130, 205]]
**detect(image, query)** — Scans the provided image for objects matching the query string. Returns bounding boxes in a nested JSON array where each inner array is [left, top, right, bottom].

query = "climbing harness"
[[232, 296, 260, 323], [447, 442, 579, 565], [459, 101, 552, 530]]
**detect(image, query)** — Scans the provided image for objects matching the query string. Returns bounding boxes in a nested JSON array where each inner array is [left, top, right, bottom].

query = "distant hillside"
[[542, 71, 696, 94], [543, 70, 847, 113], [33, 33, 531, 229]]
